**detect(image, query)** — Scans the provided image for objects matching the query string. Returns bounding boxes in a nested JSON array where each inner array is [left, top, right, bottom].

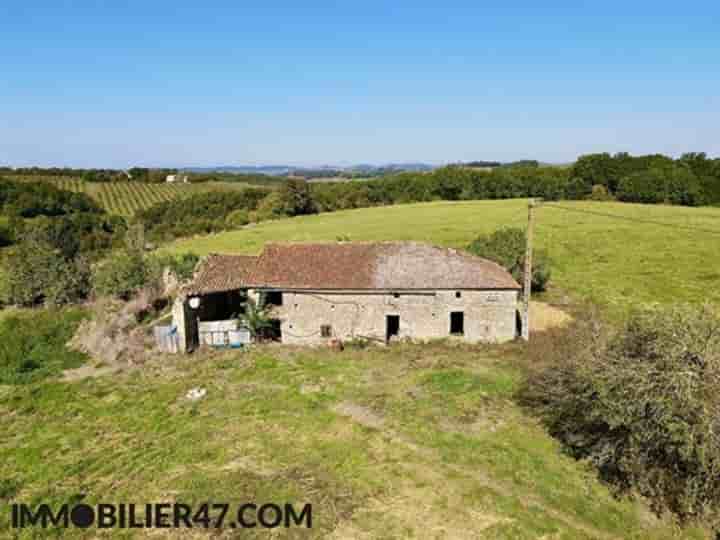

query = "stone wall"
[[171, 296, 196, 353], [254, 289, 518, 345]]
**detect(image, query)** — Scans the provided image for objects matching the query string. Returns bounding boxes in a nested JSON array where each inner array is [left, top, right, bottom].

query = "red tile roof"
[[184, 254, 258, 295], [250, 242, 520, 290], [186, 242, 520, 295]]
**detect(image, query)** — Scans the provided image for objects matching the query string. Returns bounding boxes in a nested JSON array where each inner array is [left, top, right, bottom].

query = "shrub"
[[0, 179, 102, 217], [251, 191, 287, 222], [240, 297, 273, 338], [277, 178, 317, 216], [225, 209, 250, 228], [589, 184, 614, 201], [148, 252, 199, 283], [520, 304, 720, 522], [0, 220, 11, 247], [91, 249, 150, 299], [12, 214, 124, 259], [617, 166, 704, 206], [0, 239, 91, 306], [0, 308, 88, 384], [467, 227, 551, 292], [136, 188, 269, 241]]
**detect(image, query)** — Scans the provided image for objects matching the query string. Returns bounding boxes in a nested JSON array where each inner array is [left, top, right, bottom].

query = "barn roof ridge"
[[186, 241, 521, 295]]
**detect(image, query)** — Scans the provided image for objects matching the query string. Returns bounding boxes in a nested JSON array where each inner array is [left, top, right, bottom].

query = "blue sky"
[[1, 1, 718, 167]]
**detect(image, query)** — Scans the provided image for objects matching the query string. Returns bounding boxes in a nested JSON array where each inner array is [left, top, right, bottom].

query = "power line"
[[541, 203, 720, 236]]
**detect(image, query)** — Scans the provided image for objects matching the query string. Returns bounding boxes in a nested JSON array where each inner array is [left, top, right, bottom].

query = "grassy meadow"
[[3, 199, 719, 538], [0, 341, 702, 539], [169, 200, 720, 315]]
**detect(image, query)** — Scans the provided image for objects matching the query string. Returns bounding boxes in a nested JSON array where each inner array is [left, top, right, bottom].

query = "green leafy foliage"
[[185, 171, 286, 186], [617, 165, 704, 206], [240, 296, 274, 338], [0, 308, 88, 384], [249, 191, 286, 222], [521, 304, 720, 522], [0, 180, 124, 306], [136, 188, 269, 241], [12, 214, 125, 259], [0, 238, 91, 307], [225, 208, 250, 228], [90, 249, 199, 300], [467, 227, 551, 292], [277, 178, 317, 215], [570, 153, 719, 206], [91, 249, 151, 299], [0, 219, 11, 247], [309, 165, 573, 213], [148, 252, 199, 282], [589, 184, 614, 201], [0, 178, 102, 217]]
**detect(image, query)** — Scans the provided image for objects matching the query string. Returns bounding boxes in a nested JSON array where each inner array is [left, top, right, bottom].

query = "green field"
[[5, 176, 255, 216], [1, 340, 702, 538], [168, 199, 720, 315]]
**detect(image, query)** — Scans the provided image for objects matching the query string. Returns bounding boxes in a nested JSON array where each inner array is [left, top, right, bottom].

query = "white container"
[[199, 319, 238, 333], [228, 328, 251, 346]]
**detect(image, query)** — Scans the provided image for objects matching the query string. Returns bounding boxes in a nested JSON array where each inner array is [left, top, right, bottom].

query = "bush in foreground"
[[520, 304, 720, 522]]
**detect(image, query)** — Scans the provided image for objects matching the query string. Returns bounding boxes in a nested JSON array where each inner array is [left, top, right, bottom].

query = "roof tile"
[[186, 242, 521, 294]]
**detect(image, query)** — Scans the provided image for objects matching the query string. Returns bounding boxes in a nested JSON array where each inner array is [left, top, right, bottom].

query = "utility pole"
[[521, 199, 536, 341]]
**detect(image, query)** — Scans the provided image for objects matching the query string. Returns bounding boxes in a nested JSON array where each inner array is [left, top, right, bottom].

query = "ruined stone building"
[[172, 242, 521, 351]]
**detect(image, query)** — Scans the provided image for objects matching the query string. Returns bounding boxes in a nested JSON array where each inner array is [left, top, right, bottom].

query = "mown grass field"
[[169, 200, 720, 315], [0, 341, 703, 538], [4, 176, 254, 216]]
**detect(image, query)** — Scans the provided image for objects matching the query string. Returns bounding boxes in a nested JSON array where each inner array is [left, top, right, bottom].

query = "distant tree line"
[[0, 178, 103, 217], [569, 152, 720, 206], [5, 153, 719, 205], [311, 165, 570, 211], [0, 166, 284, 186], [310, 153, 720, 209], [0, 167, 133, 182], [462, 160, 540, 168], [0, 166, 89, 177], [184, 171, 286, 186], [132, 152, 720, 243], [285, 168, 389, 180], [463, 160, 502, 168]]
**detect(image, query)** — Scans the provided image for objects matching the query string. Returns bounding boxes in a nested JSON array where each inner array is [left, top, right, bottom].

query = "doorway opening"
[[259, 318, 282, 342], [386, 315, 400, 342], [450, 311, 465, 335]]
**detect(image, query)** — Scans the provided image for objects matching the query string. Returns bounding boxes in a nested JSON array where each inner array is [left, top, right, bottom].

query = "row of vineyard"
[[3, 176, 252, 216], [87, 182, 197, 216], [6, 175, 87, 194]]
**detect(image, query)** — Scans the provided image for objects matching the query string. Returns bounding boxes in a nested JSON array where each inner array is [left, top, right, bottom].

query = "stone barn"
[[172, 242, 521, 351]]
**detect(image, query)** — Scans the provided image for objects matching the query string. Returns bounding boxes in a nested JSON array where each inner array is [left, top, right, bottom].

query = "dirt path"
[[62, 364, 122, 382], [530, 301, 572, 332]]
